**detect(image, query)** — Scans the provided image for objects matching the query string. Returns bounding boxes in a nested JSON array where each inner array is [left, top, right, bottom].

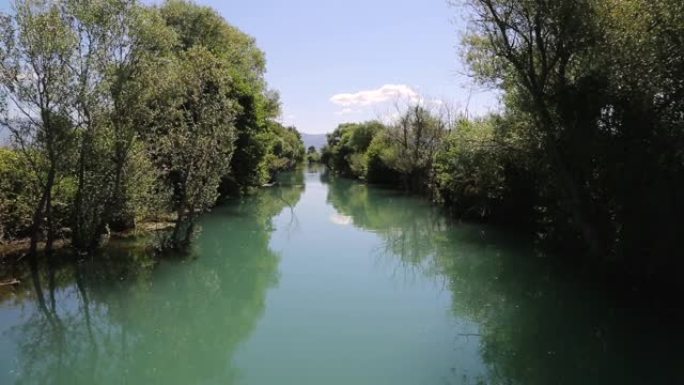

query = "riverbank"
[[321, 165, 684, 306], [0, 220, 176, 260]]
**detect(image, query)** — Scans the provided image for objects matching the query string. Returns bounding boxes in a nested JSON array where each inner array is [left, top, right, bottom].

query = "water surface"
[[0, 167, 680, 384]]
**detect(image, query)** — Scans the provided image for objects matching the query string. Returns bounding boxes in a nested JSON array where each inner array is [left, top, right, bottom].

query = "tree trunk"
[[28, 191, 47, 260], [45, 168, 55, 256], [73, 137, 87, 251], [28, 166, 55, 260]]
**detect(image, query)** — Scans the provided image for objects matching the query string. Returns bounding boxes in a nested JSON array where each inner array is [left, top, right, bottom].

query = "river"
[[0, 167, 680, 384]]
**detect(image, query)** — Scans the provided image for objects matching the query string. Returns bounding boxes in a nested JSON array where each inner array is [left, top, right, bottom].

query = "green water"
[[0, 167, 680, 384]]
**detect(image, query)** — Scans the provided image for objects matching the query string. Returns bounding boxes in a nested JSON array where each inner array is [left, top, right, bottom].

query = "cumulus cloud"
[[330, 84, 420, 107], [335, 108, 357, 116]]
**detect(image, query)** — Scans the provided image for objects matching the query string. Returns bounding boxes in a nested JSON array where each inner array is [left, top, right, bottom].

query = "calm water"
[[0, 167, 681, 385]]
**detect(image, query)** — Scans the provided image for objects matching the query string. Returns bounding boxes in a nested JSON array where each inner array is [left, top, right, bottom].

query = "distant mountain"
[[300, 133, 327, 150]]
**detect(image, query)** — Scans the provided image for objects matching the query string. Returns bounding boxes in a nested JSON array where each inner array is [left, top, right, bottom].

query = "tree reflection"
[[1, 171, 304, 385], [324, 176, 445, 270], [323, 175, 683, 385]]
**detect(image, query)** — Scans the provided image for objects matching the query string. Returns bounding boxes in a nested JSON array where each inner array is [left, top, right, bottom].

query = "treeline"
[[323, 0, 684, 286], [0, 0, 304, 253]]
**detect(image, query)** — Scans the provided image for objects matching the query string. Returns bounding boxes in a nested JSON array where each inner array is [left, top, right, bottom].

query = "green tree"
[[262, 123, 304, 179], [0, 0, 293, 255], [457, 0, 684, 284], [379, 106, 446, 192], [28, 0, 177, 251], [66, 1, 174, 248], [158, 0, 281, 194], [433, 115, 536, 223], [462, 0, 605, 255], [306, 145, 321, 163], [0, 0, 76, 257], [0, 148, 38, 242], [321, 121, 385, 178], [154, 46, 237, 248]]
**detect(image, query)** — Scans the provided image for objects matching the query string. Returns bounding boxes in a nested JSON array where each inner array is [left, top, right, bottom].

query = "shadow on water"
[[322, 171, 683, 385], [0, 169, 305, 385], [0, 167, 681, 384]]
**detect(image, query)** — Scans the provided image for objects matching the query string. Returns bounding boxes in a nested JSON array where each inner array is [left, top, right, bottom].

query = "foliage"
[[378, 106, 446, 191], [461, 0, 684, 281], [433, 116, 536, 223], [321, 121, 385, 178], [0, 0, 77, 255], [262, 123, 304, 180], [0, 148, 38, 241], [66, 0, 176, 246], [306, 145, 321, 163], [364, 130, 402, 185], [154, 45, 237, 248], [0, 0, 302, 253], [322, 108, 446, 192], [157, 0, 288, 194]]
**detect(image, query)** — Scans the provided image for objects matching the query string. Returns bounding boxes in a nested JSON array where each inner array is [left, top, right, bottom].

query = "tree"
[[322, 121, 385, 178], [0, 148, 39, 242], [65, 0, 174, 250], [462, 0, 605, 255], [158, 0, 280, 194], [154, 46, 237, 249], [591, 0, 684, 272], [0, 0, 291, 255], [306, 145, 321, 164], [433, 115, 535, 223], [461, 0, 684, 281], [0, 0, 76, 258], [382, 105, 446, 192], [262, 122, 304, 178]]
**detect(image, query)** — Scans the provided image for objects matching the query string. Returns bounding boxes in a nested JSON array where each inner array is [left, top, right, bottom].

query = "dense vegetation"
[[306, 146, 321, 164], [322, 0, 684, 288], [0, 0, 303, 253]]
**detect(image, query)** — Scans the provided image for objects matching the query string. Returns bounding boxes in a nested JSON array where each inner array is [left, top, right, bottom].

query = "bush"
[[0, 149, 36, 242], [0, 148, 77, 242], [364, 132, 402, 185], [322, 121, 385, 178], [264, 123, 304, 179], [434, 117, 535, 224]]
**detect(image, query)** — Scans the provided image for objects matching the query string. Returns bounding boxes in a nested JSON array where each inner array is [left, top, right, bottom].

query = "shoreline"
[[0, 221, 175, 260]]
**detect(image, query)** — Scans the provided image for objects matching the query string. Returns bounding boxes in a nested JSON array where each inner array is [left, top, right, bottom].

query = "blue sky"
[[212, 0, 500, 133], [0, 0, 499, 135]]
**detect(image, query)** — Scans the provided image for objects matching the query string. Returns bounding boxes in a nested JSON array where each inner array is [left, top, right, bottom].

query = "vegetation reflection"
[[0, 171, 304, 385], [322, 173, 681, 385]]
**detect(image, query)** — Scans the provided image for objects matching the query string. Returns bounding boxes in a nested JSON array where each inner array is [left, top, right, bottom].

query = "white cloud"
[[335, 107, 357, 116], [330, 213, 352, 226], [330, 84, 420, 108]]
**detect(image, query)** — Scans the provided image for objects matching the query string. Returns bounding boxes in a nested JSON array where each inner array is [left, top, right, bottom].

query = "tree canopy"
[[0, 0, 304, 253]]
